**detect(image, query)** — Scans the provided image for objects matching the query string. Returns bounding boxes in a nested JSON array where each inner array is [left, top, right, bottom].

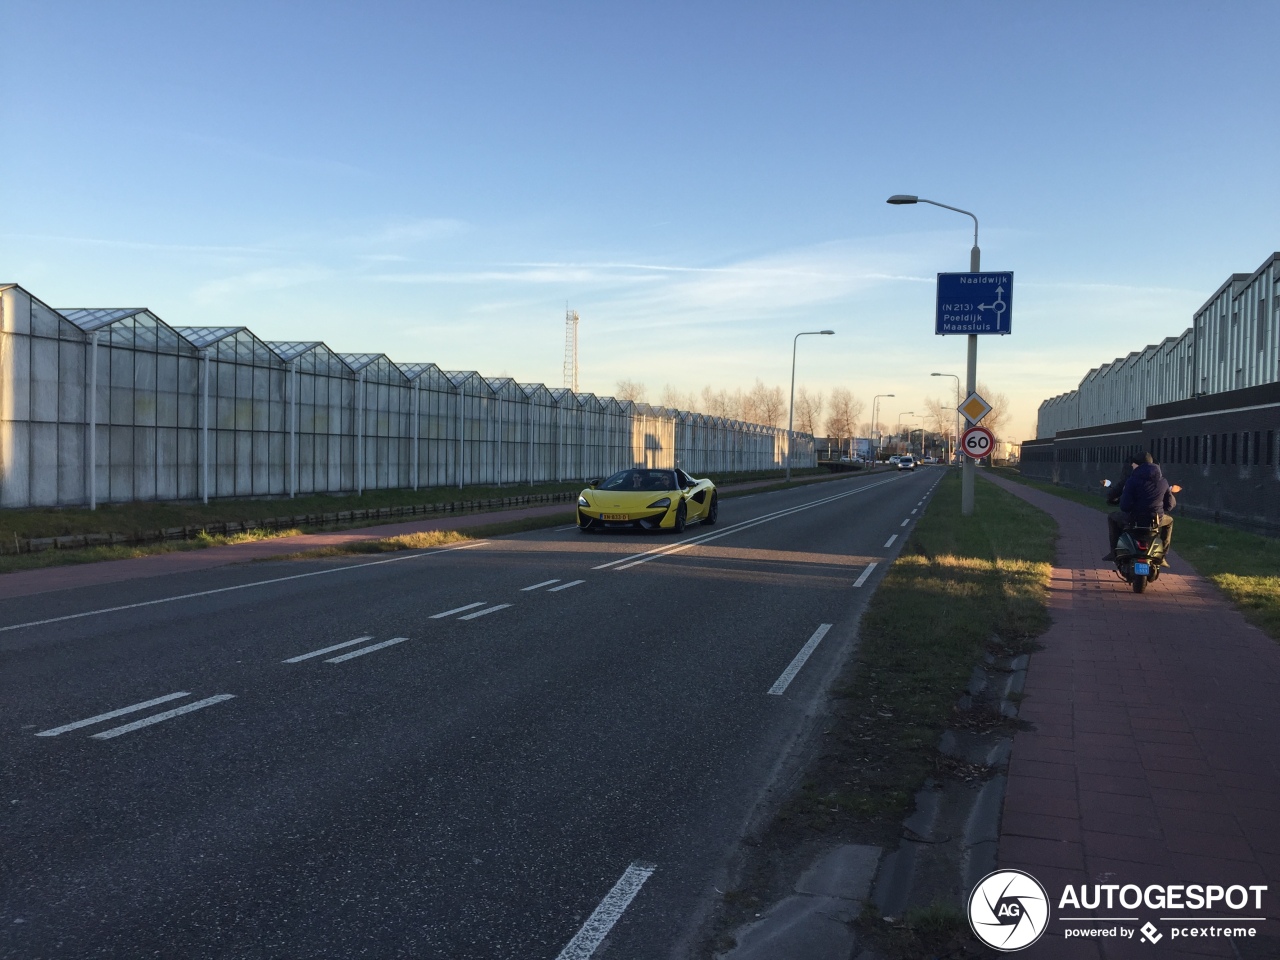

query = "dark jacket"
[[1107, 461, 1139, 505], [1119, 463, 1175, 519]]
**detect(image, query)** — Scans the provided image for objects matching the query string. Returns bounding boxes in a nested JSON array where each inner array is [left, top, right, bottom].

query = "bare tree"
[[615, 379, 646, 404], [747, 380, 786, 428], [699, 386, 734, 419], [923, 396, 957, 442], [825, 387, 854, 451], [793, 387, 825, 436], [659, 384, 696, 411], [977, 381, 1010, 438]]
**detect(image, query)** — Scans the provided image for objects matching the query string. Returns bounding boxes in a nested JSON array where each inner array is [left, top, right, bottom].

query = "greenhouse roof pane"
[[58, 308, 147, 331], [173, 326, 246, 347], [337, 353, 386, 372], [266, 341, 324, 361]]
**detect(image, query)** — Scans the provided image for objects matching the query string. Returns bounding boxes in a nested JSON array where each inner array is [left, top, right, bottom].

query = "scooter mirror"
[[1170, 484, 1182, 493], [1102, 479, 1112, 488]]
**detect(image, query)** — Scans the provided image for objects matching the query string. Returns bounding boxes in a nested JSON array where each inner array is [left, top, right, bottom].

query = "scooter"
[[1100, 479, 1182, 594]]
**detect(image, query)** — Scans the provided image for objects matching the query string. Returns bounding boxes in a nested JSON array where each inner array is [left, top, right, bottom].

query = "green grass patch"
[[0, 526, 305, 575], [781, 470, 1054, 829], [998, 467, 1280, 641]]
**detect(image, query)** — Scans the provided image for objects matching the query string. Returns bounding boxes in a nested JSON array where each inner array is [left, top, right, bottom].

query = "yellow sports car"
[[577, 468, 718, 533]]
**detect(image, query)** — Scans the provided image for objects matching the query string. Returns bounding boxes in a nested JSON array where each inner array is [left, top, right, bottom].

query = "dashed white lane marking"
[[853, 562, 878, 588], [284, 635, 374, 663], [431, 602, 486, 619], [547, 579, 585, 592], [522, 579, 561, 591], [36, 692, 191, 737], [884, 534, 898, 548], [768, 624, 833, 695], [911, 508, 918, 514], [555, 861, 656, 960], [326, 637, 409, 663], [593, 476, 899, 572], [91, 694, 236, 740], [0, 540, 488, 634], [900, 518, 910, 526], [458, 603, 511, 620]]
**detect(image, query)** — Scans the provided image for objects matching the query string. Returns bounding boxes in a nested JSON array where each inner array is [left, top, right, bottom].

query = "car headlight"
[[646, 497, 671, 509], [578, 495, 589, 507]]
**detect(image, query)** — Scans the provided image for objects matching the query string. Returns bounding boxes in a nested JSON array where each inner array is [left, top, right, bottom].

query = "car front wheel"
[[704, 494, 718, 525], [673, 501, 687, 534]]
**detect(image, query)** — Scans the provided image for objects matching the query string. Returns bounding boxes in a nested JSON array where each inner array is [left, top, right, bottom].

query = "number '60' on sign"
[[961, 426, 994, 459]]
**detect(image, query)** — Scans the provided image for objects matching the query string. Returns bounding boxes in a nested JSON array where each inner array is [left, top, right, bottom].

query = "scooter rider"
[[1104, 453, 1175, 562]]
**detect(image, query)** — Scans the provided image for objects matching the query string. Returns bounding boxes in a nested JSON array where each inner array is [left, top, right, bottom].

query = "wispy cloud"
[[194, 265, 331, 303]]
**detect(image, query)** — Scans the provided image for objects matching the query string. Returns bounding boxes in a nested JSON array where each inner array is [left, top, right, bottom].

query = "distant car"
[[897, 455, 917, 471], [577, 467, 717, 534], [888, 455, 903, 465]]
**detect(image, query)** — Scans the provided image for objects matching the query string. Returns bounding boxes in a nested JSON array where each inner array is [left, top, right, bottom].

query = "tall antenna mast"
[[563, 307, 579, 392]]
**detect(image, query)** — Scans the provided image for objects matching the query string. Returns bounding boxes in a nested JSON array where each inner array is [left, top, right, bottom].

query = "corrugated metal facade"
[[0, 284, 808, 508], [1036, 252, 1280, 439]]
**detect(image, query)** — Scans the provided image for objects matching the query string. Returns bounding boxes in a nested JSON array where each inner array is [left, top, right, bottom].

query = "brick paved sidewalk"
[[985, 474, 1280, 959]]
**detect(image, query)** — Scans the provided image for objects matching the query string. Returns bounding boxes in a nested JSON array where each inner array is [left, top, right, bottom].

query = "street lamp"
[[889, 194, 981, 515], [871, 393, 894, 464], [932, 372, 960, 465], [897, 412, 919, 457], [786, 330, 835, 481]]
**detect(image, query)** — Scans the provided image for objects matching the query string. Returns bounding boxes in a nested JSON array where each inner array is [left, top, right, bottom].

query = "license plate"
[[601, 513, 628, 521], [1133, 562, 1150, 576]]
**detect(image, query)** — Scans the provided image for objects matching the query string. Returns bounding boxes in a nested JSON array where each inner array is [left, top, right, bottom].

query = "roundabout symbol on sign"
[[961, 425, 994, 460]]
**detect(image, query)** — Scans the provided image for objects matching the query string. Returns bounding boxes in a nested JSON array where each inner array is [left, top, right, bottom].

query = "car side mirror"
[[587, 478, 600, 488]]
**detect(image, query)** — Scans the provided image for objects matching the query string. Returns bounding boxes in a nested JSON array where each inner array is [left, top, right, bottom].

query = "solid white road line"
[[0, 540, 488, 634], [91, 694, 235, 739], [853, 562, 878, 588], [592, 477, 898, 572], [768, 624, 833, 696], [283, 635, 374, 663], [555, 861, 657, 960], [326, 637, 409, 663], [36, 691, 191, 737], [547, 579, 585, 592], [522, 579, 561, 591], [458, 604, 511, 620], [430, 602, 486, 619], [884, 534, 898, 548]]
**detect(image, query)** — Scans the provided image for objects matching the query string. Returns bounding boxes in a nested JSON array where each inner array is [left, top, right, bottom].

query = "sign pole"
[[962, 243, 979, 516]]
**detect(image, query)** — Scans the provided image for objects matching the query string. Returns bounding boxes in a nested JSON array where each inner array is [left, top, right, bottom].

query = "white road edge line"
[[547, 579, 585, 592], [284, 635, 374, 663], [884, 534, 897, 548], [91, 694, 236, 740], [768, 624, 833, 696], [36, 691, 191, 737], [326, 637, 409, 663], [555, 861, 656, 960], [458, 603, 511, 620], [853, 562, 878, 588], [0, 540, 489, 634], [431, 602, 486, 619], [522, 579, 561, 591]]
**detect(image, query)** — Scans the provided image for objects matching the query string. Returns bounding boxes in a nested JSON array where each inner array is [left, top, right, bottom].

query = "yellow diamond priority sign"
[[958, 392, 992, 425]]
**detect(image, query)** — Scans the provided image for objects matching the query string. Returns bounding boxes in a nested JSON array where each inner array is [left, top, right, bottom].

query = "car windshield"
[[599, 469, 676, 492]]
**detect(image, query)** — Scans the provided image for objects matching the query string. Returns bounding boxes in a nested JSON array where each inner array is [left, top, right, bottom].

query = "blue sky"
[[3, 2, 1278, 441]]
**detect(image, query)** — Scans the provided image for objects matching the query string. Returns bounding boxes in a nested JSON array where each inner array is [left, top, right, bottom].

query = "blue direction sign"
[[936, 272, 1013, 335]]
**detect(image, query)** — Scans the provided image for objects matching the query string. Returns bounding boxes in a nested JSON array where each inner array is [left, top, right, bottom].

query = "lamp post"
[[931, 372, 960, 465], [871, 393, 894, 465], [889, 194, 981, 515], [786, 329, 835, 481], [896, 411, 916, 457]]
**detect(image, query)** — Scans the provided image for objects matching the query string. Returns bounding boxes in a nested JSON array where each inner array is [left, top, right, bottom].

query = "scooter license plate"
[[1133, 562, 1150, 576]]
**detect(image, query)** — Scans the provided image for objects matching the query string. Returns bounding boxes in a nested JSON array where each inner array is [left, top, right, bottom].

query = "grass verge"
[[272, 512, 577, 561], [708, 470, 1055, 958], [995, 467, 1280, 641], [0, 527, 305, 576]]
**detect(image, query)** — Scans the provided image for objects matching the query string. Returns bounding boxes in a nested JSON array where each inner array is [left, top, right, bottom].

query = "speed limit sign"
[[961, 425, 994, 459]]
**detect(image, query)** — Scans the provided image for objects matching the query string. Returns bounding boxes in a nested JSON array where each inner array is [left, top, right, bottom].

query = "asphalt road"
[[0, 467, 943, 960]]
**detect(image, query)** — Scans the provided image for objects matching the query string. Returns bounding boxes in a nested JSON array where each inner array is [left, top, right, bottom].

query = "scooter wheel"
[[1132, 575, 1147, 594]]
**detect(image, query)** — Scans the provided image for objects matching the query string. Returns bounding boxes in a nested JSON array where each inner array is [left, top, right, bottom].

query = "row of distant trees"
[[615, 380, 1010, 449]]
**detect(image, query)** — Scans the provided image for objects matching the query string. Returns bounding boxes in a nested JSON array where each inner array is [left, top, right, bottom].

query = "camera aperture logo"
[[969, 869, 1049, 951]]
